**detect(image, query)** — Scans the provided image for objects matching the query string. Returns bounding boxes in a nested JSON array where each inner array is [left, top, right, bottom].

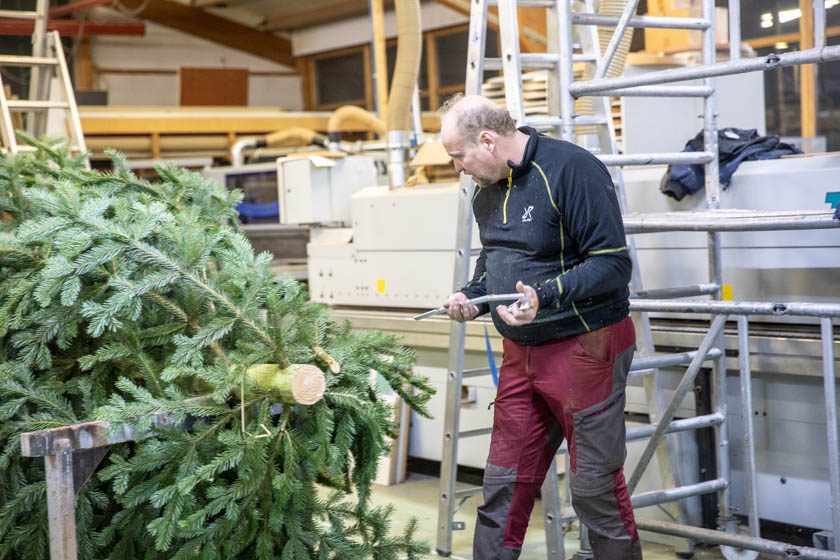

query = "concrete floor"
[[370, 473, 738, 560]]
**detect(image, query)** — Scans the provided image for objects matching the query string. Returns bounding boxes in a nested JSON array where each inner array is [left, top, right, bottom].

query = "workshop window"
[[302, 25, 499, 112], [313, 50, 367, 108]]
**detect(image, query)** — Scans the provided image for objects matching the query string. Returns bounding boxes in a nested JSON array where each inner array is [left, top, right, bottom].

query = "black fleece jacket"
[[460, 127, 631, 345]]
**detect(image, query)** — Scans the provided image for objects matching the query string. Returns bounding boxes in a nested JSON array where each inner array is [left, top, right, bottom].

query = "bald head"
[[439, 93, 517, 145]]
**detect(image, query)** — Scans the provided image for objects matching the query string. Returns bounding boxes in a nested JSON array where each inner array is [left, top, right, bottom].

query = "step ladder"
[[436, 0, 727, 557], [0, 2, 88, 164]]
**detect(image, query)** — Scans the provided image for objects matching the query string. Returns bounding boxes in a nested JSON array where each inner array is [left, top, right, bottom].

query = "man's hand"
[[496, 281, 538, 326], [446, 292, 480, 322]]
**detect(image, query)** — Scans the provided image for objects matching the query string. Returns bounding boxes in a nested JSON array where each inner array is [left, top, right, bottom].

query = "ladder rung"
[[458, 427, 492, 439], [571, 12, 711, 30], [469, 247, 482, 257], [523, 115, 607, 128], [0, 55, 59, 67], [485, 53, 561, 70], [6, 100, 70, 111], [573, 54, 598, 62], [585, 85, 713, 98], [462, 367, 491, 379], [0, 9, 40, 20], [597, 151, 715, 166]]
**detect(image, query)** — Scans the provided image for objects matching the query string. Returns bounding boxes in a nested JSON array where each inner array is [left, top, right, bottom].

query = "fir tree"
[[0, 136, 434, 559]]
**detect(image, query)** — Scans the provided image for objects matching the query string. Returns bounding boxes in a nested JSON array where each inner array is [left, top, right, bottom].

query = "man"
[[440, 94, 640, 560]]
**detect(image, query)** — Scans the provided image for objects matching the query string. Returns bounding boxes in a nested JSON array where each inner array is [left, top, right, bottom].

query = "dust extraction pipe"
[[385, 0, 421, 189], [231, 127, 328, 166], [326, 105, 387, 151]]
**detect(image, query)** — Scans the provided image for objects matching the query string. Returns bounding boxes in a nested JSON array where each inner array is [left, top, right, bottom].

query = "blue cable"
[[483, 324, 499, 388]]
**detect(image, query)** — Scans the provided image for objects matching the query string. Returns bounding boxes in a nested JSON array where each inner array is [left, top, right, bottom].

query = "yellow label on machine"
[[376, 278, 386, 294], [721, 284, 734, 301]]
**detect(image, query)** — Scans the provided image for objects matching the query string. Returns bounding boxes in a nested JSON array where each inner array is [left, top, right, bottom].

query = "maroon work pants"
[[473, 316, 642, 560]]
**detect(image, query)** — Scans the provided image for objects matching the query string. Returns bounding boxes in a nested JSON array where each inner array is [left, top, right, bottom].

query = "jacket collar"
[[506, 126, 539, 179]]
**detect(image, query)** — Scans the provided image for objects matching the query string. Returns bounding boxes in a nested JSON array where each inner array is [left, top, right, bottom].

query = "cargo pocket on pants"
[[570, 389, 627, 497]]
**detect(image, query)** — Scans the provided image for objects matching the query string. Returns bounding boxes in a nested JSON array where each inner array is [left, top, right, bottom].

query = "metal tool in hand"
[[413, 293, 530, 321]]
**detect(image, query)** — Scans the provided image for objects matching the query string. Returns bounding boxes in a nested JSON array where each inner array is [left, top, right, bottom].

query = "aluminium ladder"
[[0, 2, 88, 164], [437, 0, 728, 557]]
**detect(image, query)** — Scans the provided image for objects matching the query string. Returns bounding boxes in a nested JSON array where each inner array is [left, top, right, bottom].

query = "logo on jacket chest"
[[522, 205, 534, 223]]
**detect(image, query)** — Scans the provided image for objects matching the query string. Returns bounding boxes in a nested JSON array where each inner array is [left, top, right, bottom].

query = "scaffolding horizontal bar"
[[21, 415, 177, 457], [0, 55, 58, 67], [630, 299, 840, 318], [631, 283, 719, 299], [598, 152, 714, 166], [630, 348, 722, 371], [571, 12, 710, 30], [635, 519, 840, 560], [626, 413, 725, 443], [462, 367, 492, 379], [0, 9, 40, 20], [571, 45, 840, 96], [485, 53, 561, 71], [7, 100, 70, 111], [585, 85, 713, 97], [623, 209, 840, 233], [631, 478, 726, 509], [458, 427, 493, 439], [488, 0, 555, 6], [455, 486, 483, 499]]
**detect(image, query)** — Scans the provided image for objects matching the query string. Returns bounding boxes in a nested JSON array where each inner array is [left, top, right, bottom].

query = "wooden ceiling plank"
[[263, 0, 373, 31], [119, 0, 296, 68]]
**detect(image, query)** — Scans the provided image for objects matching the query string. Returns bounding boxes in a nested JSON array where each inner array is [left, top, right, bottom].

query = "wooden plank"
[[0, 19, 145, 36], [371, 0, 389, 116], [21, 415, 176, 457], [118, 0, 296, 68], [79, 109, 443, 134], [425, 33, 440, 110], [362, 45, 374, 111], [75, 37, 93, 90], [800, 0, 816, 138], [745, 26, 840, 49], [263, 0, 377, 32]]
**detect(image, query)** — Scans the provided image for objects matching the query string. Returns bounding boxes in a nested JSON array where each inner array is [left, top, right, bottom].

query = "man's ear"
[[478, 130, 496, 152]]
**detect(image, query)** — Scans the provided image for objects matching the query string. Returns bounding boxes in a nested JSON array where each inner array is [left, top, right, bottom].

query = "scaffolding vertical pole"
[[700, 0, 733, 539], [822, 318, 840, 553], [497, 0, 526, 124], [436, 0, 487, 554], [728, 0, 740, 60], [737, 317, 760, 539], [814, 0, 826, 50], [557, 0, 575, 143]]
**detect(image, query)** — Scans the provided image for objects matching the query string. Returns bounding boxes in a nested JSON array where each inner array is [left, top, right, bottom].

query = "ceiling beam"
[[118, 0, 296, 68], [434, 0, 546, 53], [0, 19, 145, 36], [263, 0, 378, 31], [191, 0, 257, 8]]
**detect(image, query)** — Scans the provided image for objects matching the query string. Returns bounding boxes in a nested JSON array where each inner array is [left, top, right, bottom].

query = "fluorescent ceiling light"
[[760, 12, 774, 28], [778, 8, 801, 23], [774, 41, 789, 49]]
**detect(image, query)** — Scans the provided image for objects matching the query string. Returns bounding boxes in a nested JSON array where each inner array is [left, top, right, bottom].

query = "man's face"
[[441, 116, 502, 187]]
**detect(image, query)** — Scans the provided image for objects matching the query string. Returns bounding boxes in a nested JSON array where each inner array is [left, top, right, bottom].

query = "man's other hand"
[[497, 281, 538, 326], [446, 292, 480, 322]]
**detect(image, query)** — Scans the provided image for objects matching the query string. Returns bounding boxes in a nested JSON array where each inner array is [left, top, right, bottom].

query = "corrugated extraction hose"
[[385, 0, 421, 189], [326, 105, 387, 150]]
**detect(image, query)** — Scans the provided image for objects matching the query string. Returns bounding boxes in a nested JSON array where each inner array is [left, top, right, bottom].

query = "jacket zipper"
[[502, 168, 512, 224]]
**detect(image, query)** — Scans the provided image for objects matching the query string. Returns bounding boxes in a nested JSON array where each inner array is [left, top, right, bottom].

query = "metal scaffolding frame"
[[436, 0, 840, 558]]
